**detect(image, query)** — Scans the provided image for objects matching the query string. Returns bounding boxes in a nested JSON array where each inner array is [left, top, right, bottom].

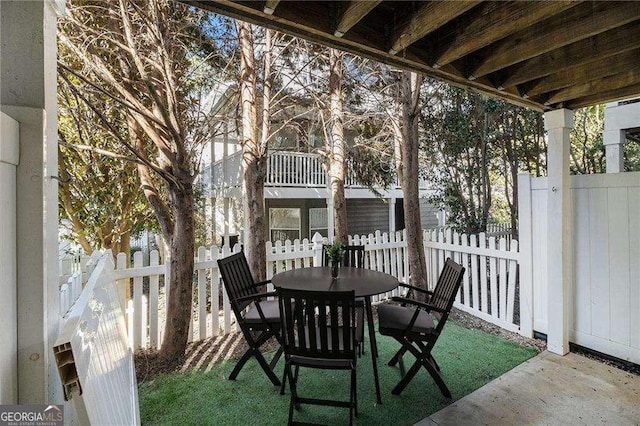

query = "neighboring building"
[[200, 128, 440, 244]]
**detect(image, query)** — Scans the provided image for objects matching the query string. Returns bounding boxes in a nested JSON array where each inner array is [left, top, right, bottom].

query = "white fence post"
[[517, 173, 534, 337]]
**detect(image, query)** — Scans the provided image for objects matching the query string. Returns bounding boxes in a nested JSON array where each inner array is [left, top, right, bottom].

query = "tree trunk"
[[328, 48, 348, 244], [238, 21, 267, 282], [159, 177, 195, 360], [400, 71, 427, 293]]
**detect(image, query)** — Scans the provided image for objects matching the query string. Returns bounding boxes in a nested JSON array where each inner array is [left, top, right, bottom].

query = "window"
[[309, 208, 328, 238], [270, 208, 301, 242]]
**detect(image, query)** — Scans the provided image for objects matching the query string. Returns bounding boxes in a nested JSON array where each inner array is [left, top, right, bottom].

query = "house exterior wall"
[[346, 198, 390, 235], [419, 198, 440, 229]]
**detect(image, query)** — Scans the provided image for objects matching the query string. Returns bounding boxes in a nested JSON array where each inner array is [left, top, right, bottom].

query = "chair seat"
[[290, 355, 354, 369], [378, 304, 435, 335], [244, 300, 281, 324]]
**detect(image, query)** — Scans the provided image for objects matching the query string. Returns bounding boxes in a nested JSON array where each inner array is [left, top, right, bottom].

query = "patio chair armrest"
[[252, 279, 273, 290], [236, 291, 278, 304], [390, 297, 446, 314], [398, 283, 434, 298]]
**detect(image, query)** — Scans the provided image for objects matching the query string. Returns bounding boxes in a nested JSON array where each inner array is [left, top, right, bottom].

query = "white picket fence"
[[425, 229, 521, 333], [59, 226, 520, 349]]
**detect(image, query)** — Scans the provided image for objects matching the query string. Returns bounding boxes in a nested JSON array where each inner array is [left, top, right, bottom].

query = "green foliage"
[[324, 241, 345, 263], [570, 105, 605, 174]]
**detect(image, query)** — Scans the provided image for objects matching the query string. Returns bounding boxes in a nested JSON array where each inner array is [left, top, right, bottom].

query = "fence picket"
[[489, 236, 498, 317], [198, 247, 207, 341], [506, 241, 519, 322], [461, 233, 470, 306], [499, 238, 508, 320], [149, 251, 159, 348], [133, 252, 143, 348], [479, 233, 488, 313], [211, 246, 220, 336], [465, 235, 478, 310]]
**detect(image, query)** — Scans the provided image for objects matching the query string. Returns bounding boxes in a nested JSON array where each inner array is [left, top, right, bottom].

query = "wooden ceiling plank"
[[434, 1, 578, 68], [263, 0, 280, 15], [472, 2, 640, 79], [501, 21, 640, 88], [334, 1, 382, 37], [389, 1, 480, 55], [546, 70, 640, 105], [524, 49, 640, 98], [563, 83, 640, 110]]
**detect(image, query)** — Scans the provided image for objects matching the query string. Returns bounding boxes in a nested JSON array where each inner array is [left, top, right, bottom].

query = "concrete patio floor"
[[417, 351, 640, 426]]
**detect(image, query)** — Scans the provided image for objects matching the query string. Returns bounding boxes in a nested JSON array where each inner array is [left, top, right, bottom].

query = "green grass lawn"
[[139, 322, 537, 425]]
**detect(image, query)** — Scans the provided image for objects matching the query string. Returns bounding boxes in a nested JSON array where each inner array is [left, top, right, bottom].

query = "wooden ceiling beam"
[[333, 1, 381, 37], [563, 83, 640, 110], [545, 70, 640, 106], [524, 49, 640, 98], [263, 0, 280, 15], [471, 2, 640, 79], [433, 1, 577, 68], [500, 21, 640, 89], [389, 1, 480, 55]]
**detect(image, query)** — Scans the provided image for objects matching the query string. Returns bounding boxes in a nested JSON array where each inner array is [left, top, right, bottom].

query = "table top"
[[271, 267, 399, 297]]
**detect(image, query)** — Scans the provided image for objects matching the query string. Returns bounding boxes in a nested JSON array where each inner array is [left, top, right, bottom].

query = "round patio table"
[[272, 266, 399, 405]]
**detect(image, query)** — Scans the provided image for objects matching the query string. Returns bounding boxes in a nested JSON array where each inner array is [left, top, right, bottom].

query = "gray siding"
[[347, 199, 389, 236], [420, 198, 440, 229]]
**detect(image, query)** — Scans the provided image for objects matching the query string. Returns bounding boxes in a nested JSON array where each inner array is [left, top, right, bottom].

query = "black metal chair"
[[217, 251, 283, 386], [378, 258, 465, 398], [277, 288, 360, 426], [322, 244, 366, 355], [322, 244, 365, 268]]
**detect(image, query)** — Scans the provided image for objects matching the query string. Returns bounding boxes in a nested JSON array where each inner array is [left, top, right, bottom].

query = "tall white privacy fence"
[[59, 226, 522, 350]]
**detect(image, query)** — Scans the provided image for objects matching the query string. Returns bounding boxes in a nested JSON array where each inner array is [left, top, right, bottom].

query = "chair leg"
[[392, 354, 452, 398], [388, 346, 408, 367], [280, 365, 287, 395], [254, 350, 282, 386], [229, 348, 254, 380], [270, 346, 284, 370]]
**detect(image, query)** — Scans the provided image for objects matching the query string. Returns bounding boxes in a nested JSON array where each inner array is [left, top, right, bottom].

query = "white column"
[[388, 198, 396, 232], [603, 129, 625, 173], [0, 112, 19, 403], [1, 0, 61, 404], [544, 108, 574, 356], [326, 198, 335, 242]]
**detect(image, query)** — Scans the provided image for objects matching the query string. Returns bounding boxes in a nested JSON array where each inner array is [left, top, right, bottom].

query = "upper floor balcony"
[[201, 150, 431, 199]]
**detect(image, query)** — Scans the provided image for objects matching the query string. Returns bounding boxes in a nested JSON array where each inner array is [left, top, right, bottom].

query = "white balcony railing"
[[204, 150, 427, 191]]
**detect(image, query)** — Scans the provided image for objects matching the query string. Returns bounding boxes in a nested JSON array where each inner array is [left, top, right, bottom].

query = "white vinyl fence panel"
[[521, 171, 640, 364]]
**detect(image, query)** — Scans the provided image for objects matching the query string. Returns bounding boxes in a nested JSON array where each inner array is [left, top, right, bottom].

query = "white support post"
[[326, 197, 335, 242], [388, 197, 396, 233], [0, 112, 19, 403], [517, 173, 534, 338], [603, 129, 625, 173], [544, 108, 574, 356], [1, 0, 62, 405]]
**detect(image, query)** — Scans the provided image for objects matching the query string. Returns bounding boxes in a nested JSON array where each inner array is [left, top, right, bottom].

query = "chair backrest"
[[322, 245, 365, 268], [430, 258, 465, 317], [217, 251, 257, 313], [278, 288, 357, 360]]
